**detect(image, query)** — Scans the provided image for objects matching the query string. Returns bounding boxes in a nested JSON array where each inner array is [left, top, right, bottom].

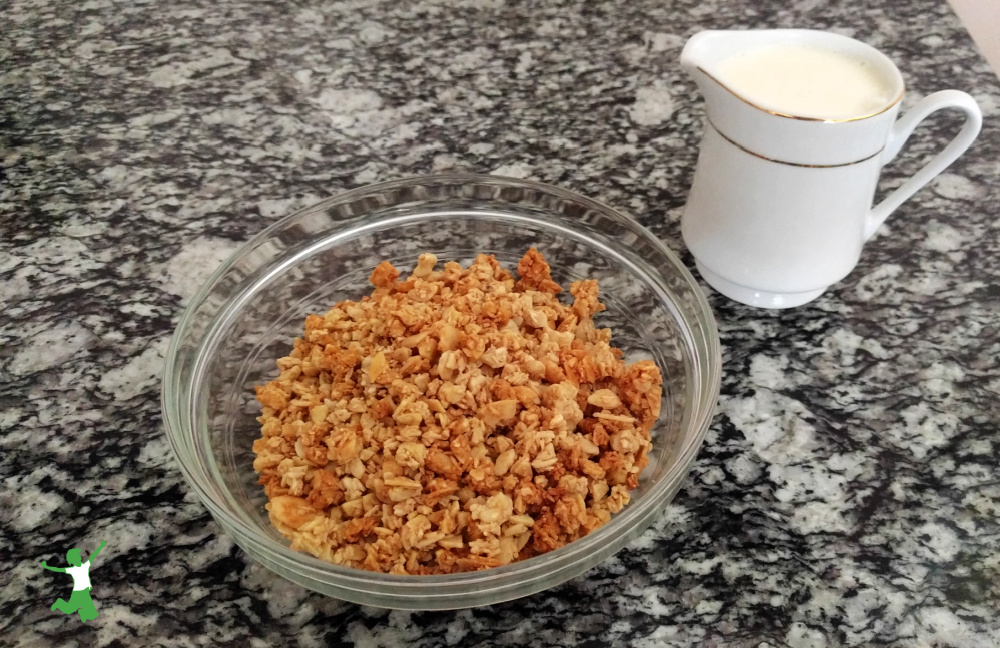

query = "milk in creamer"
[[714, 44, 896, 120]]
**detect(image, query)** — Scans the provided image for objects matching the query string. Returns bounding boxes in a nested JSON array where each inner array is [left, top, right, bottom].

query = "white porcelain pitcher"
[[680, 30, 982, 308]]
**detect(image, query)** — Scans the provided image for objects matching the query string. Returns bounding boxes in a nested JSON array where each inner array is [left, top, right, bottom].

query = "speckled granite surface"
[[3, 0, 1000, 645]]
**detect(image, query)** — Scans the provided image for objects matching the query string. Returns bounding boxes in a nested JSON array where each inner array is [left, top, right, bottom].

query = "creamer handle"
[[865, 90, 982, 241]]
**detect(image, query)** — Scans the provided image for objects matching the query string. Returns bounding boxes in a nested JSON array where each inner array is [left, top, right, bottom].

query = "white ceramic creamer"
[[681, 30, 983, 308]]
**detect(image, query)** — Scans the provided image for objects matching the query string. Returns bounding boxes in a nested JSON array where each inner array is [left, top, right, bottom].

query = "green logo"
[[41, 540, 105, 624]]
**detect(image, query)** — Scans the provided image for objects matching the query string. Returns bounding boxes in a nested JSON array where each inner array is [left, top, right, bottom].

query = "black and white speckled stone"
[[2, 0, 999, 645]]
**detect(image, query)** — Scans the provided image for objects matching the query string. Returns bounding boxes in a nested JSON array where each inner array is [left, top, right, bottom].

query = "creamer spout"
[[681, 30, 779, 77], [681, 30, 765, 114], [679, 30, 717, 76]]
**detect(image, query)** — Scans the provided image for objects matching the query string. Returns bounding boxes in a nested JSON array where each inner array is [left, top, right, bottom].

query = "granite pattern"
[[2, 0, 1000, 645]]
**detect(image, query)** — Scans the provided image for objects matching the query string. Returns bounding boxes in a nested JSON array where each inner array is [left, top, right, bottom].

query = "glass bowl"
[[161, 174, 721, 610]]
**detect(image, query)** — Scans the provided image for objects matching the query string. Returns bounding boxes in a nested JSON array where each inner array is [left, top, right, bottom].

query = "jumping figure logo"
[[41, 541, 106, 623]]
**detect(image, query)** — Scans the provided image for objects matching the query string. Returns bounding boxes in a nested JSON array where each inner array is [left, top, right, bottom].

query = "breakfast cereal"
[[252, 248, 662, 574]]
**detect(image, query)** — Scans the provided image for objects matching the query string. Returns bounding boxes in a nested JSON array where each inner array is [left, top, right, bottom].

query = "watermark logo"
[[41, 541, 105, 624]]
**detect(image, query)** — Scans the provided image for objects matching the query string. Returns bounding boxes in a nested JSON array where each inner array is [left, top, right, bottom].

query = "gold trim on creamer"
[[708, 120, 884, 168], [697, 67, 905, 123]]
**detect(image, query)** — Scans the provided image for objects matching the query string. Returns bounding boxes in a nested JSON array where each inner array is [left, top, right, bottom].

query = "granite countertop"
[[3, 0, 999, 645]]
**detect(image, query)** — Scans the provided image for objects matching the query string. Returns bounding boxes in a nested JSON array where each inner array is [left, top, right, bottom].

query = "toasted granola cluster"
[[252, 249, 662, 574]]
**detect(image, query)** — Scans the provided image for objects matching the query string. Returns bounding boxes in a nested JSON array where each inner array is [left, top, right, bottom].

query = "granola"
[[252, 248, 662, 574]]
